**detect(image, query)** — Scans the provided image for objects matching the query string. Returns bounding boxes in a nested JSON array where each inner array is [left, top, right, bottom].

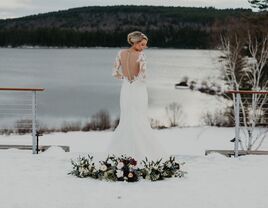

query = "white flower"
[[83, 169, 89, 174], [78, 167, 89, 177], [107, 159, 114, 166], [80, 167, 89, 174], [117, 162, 124, 169], [116, 170, 124, 178], [100, 165, 107, 171], [167, 162, 172, 168], [153, 165, 158, 170]]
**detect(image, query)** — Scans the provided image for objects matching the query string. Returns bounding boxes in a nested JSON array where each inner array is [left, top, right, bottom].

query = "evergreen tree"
[[0, 6, 254, 48]]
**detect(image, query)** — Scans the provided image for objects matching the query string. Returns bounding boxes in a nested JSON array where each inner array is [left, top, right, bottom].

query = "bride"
[[107, 31, 167, 161]]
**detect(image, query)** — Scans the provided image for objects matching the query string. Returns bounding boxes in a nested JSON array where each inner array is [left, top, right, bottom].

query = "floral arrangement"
[[69, 154, 186, 182], [140, 157, 185, 181]]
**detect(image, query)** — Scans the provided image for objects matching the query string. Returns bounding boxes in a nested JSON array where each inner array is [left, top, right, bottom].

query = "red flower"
[[129, 158, 137, 166]]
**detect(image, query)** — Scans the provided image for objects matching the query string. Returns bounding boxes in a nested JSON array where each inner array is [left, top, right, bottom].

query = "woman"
[[107, 31, 167, 161]]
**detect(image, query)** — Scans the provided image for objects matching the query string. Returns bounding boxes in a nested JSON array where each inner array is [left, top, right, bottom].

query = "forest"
[[0, 5, 255, 48]]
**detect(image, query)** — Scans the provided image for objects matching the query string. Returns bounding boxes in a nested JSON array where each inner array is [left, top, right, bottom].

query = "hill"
[[0, 5, 253, 48]]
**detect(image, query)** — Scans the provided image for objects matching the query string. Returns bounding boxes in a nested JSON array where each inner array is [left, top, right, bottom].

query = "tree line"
[[0, 5, 254, 49]]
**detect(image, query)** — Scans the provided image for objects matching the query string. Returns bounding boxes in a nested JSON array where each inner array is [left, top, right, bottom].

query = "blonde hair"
[[127, 31, 148, 46]]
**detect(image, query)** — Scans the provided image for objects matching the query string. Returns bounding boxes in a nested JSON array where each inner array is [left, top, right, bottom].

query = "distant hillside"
[[0, 5, 253, 48]]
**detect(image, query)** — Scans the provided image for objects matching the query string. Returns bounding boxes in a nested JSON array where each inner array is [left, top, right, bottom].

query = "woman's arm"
[[137, 51, 146, 80], [112, 50, 123, 80]]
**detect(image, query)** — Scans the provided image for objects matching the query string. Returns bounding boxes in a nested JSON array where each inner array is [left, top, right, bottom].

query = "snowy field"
[[1, 127, 268, 208]]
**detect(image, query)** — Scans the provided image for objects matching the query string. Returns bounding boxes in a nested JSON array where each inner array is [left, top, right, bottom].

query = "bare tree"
[[221, 32, 268, 150], [61, 121, 82, 132], [165, 102, 183, 127], [201, 109, 233, 127], [243, 33, 268, 150], [90, 109, 111, 130], [15, 119, 32, 134]]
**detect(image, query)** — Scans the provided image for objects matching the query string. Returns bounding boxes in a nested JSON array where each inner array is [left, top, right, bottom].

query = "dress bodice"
[[112, 49, 147, 83]]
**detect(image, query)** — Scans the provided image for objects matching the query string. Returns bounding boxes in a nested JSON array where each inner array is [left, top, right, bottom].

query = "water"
[[0, 47, 223, 127]]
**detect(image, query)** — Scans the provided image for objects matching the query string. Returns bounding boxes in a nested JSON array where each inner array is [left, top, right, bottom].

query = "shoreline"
[[0, 46, 221, 50]]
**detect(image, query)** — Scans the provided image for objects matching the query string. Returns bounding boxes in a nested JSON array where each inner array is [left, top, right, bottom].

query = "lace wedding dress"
[[107, 49, 167, 161]]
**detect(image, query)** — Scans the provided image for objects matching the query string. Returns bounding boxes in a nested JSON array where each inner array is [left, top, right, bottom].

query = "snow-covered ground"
[[1, 127, 268, 208]]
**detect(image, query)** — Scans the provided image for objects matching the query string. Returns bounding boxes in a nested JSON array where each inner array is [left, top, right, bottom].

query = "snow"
[[1, 127, 268, 208]]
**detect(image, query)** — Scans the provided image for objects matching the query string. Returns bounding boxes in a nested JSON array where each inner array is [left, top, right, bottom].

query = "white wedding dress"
[[107, 49, 168, 161]]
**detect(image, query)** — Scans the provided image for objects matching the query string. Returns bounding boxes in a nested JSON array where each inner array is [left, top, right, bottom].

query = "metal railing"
[[226, 90, 268, 157], [0, 87, 45, 154]]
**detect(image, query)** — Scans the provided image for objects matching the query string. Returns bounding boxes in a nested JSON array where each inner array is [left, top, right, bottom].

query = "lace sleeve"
[[137, 51, 147, 80], [112, 50, 123, 80]]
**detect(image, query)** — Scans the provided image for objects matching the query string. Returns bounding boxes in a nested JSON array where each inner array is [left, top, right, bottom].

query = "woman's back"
[[120, 49, 141, 81]]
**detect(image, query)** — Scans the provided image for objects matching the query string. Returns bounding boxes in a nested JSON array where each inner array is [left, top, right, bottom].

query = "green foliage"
[[69, 155, 97, 178], [69, 154, 187, 182], [141, 156, 186, 181]]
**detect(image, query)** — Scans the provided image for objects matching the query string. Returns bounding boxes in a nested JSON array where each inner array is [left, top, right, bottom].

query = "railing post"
[[234, 93, 240, 158], [32, 91, 37, 154], [0, 87, 44, 154]]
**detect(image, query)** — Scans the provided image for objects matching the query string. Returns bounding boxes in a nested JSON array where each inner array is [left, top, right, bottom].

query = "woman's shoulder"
[[117, 49, 127, 57], [116, 49, 125, 59], [117, 49, 123, 55], [137, 51, 146, 61], [119, 49, 132, 54]]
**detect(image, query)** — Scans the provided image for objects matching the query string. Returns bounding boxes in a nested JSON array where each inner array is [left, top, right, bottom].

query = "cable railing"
[[0, 87, 45, 154], [225, 90, 268, 157]]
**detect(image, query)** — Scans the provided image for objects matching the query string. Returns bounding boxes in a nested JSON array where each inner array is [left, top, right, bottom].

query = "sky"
[[0, 0, 252, 19]]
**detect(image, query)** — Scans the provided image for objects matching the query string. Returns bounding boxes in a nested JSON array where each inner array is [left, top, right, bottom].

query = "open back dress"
[[107, 49, 167, 161]]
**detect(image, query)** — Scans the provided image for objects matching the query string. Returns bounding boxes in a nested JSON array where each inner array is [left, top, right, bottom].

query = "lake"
[[0, 47, 224, 127]]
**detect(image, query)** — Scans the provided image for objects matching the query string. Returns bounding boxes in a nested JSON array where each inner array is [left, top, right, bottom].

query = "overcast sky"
[[0, 0, 252, 19]]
